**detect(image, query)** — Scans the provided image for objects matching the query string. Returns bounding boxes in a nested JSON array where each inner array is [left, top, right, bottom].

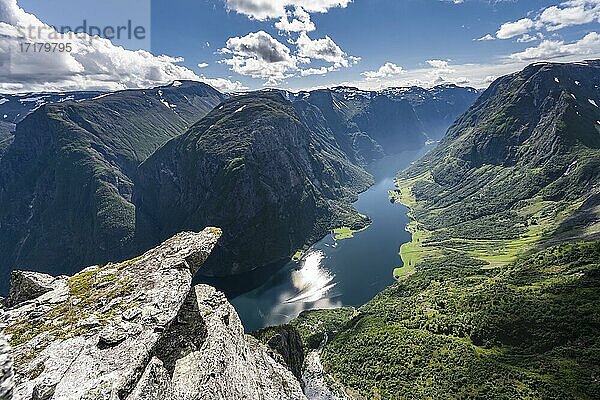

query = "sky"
[[0, 0, 599, 93]]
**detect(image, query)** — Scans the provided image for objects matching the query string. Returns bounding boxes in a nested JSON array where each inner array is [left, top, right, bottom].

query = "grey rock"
[[0, 334, 13, 400], [3, 228, 305, 400], [127, 357, 173, 400], [7, 271, 58, 307], [170, 285, 306, 400], [98, 324, 128, 347], [263, 326, 305, 385]]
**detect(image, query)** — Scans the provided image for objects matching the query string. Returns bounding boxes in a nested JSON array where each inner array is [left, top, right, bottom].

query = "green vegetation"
[[332, 225, 370, 240], [5, 258, 138, 352], [320, 242, 600, 399], [289, 307, 356, 351], [291, 251, 304, 262], [292, 62, 600, 399]]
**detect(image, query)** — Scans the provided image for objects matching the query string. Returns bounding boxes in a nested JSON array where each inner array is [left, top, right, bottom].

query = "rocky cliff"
[[0, 334, 12, 400], [0, 227, 306, 400]]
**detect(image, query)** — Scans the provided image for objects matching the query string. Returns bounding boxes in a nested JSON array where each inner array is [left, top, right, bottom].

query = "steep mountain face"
[[0, 82, 226, 293], [0, 91, 104, 158], [290, 61, 600, 399], [0, 228, 307, 400], [135, 92, 372, 277], [404, 60, 600, 237], [290, 87, 426, 164], [284, 85, 479, 164], [381, 84, 480, 139]]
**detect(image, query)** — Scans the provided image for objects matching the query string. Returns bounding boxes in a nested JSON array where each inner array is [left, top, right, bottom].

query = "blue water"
[[198, 148, 428, 332]]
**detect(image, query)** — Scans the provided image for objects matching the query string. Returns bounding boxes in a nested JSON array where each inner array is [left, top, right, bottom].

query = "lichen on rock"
[[1, 228, 306, 400]]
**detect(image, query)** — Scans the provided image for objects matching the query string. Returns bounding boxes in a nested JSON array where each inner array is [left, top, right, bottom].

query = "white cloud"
[[475, 34, 495, 41], [509, 31, 600, 61], [220, 31, 298, 85], [224, 0, 351, 20], [539, 0, 600, 31], [198, 63, 209, 68], [495, 1, 600, 41], [199, 75, 247, 91], [275, 6, 315, 33], [361, 62, 404, 80], [426, 59, 451, 69], [296, 32, 353, 67], [0, 0, 243, 93], [516, 34, 538, 43], [496, 18, 535, 39], [300, 66, 334, 76]]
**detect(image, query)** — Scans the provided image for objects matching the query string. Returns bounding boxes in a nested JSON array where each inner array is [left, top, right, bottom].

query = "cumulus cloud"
[[495, 1, 600, 40], [509, 31, 600, 61], [224, 0, 351, 20], [197, 63, 209, 68], [0, 0, 241, 93], [496, 18, 535, 39], [220, 31, 298, 85], [361, 62, 404, 80], [296, 32, 357, 67], [219, 30, 359, 84], [539, 0, 600, 31], [275, 6, 315, 33], [475, 34, 495, 41]]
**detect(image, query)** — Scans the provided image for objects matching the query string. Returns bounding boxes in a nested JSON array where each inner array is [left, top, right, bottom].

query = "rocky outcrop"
[[253, 325, 305, 385], [1, 227, 306, 400], [7, 271, 61, 308], [0, 334, 13, 400]]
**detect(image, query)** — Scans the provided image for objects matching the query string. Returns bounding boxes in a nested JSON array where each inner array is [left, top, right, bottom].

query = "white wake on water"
[[284, 250, 337, 304]]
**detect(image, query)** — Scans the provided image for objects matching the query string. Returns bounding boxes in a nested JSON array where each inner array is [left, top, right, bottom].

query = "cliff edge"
[[0, 227, 306, 400]]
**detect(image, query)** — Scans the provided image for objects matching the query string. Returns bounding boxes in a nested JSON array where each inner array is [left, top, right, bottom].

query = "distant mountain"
[[281, 85, 479, 164], [0, 91, 105, 157], [0, 81, 477, 289], [135, 92, 372, 277], [0, 81, 226, 293], [381, 84, 481, 140], [297, 61, 600, 399]]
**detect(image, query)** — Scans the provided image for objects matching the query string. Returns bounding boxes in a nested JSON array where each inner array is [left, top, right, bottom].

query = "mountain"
[[1, 228, 307, 400], [400, 60, 600, 239], [135, 92, 373, 277], [282, 85, 479, 164], [0, 91, 105, 156], [0, 81, 226, 293], [287, 61, 600, 399], [0, 81, 476, 291], [381, 84, 481, 139]]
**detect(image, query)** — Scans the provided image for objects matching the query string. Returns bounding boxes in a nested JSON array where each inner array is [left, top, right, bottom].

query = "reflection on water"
[[197, 147, 431, 332], [286, 251, 336, 304]]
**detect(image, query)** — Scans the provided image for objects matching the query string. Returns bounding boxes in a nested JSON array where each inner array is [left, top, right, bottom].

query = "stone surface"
[[266, 327, 305, 385], [0, 334, 13, 400], [170, 285, 307, 400], [7, 271, 59, 308], [2, 228, 306, 400]]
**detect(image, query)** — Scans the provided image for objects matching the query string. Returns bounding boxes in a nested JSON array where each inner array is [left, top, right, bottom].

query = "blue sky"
[[3, 0, 600, 92]]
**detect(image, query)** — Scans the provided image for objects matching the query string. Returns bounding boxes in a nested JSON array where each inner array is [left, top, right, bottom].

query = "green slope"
[[0, 82, 226, 292], [292, 61, 600, 399], [135, 92, 373, 277]]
